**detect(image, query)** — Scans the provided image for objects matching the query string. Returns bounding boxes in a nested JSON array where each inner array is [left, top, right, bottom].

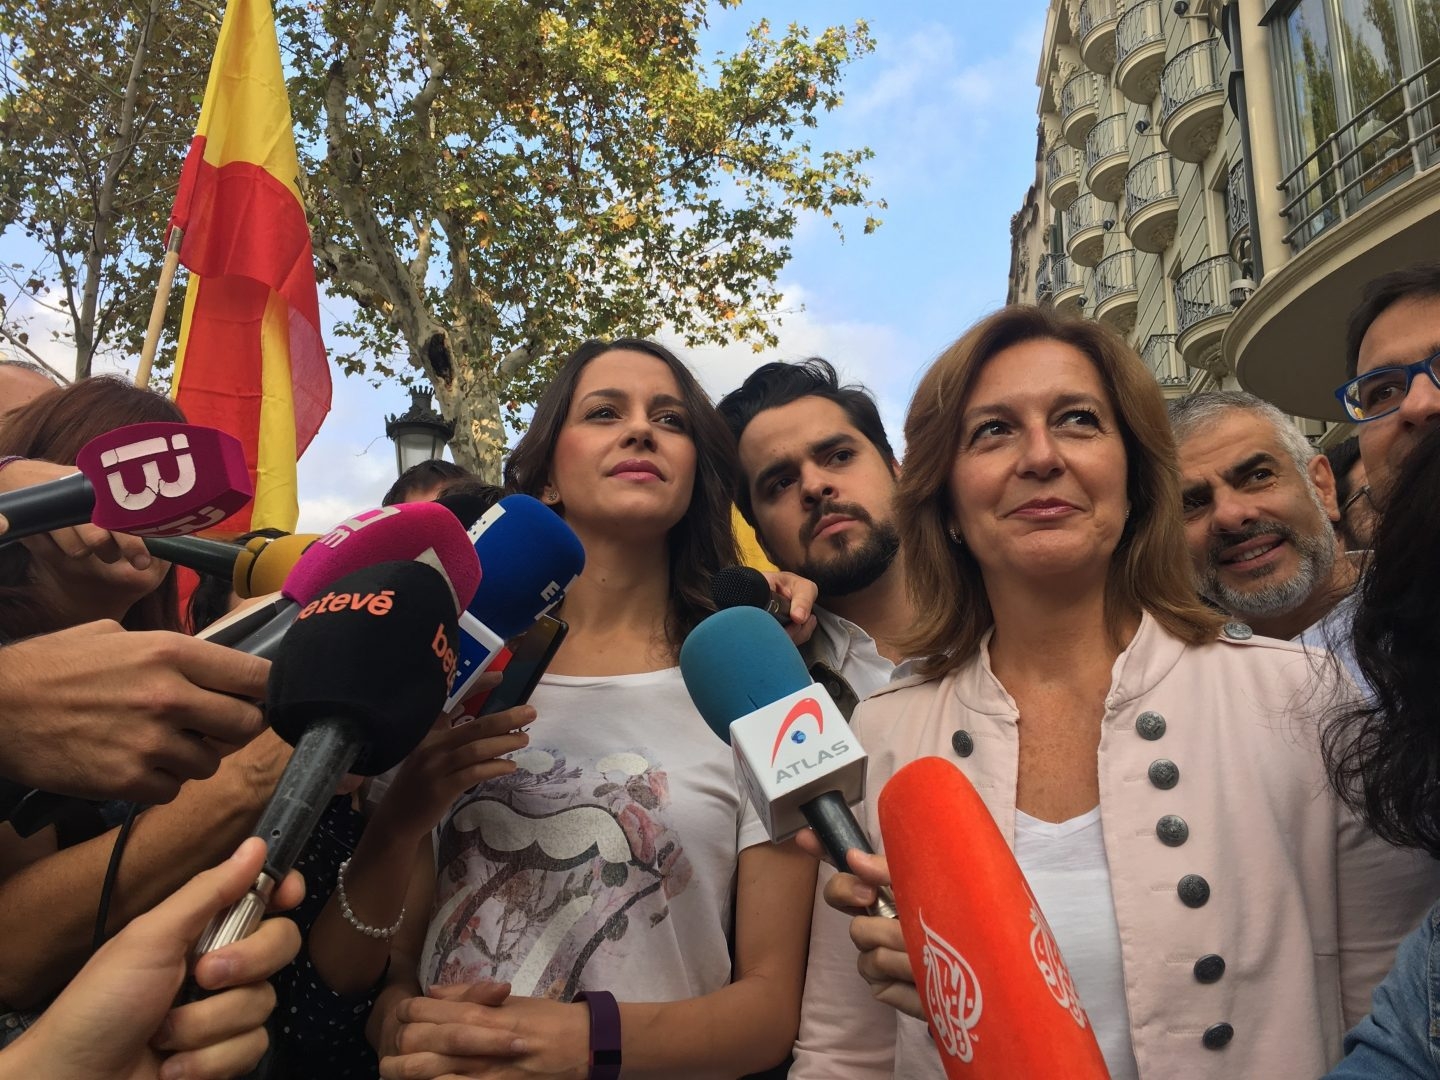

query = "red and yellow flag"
[[734, 507, 776, 571], [168, 0, 329, 533]]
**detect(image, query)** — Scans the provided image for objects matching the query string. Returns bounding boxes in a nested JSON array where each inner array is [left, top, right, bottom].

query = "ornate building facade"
[[1009, 0, 1439, 431]]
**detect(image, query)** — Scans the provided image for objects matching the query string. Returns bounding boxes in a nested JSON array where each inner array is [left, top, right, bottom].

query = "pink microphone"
[[206, 501, 482, 660], [7, 502, 481, 837], [0, 422, 251, 543], [285, 502, 481, 611]]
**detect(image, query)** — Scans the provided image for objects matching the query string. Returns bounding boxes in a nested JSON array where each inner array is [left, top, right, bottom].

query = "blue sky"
[[682, 0, 1046, 401], [6, 2, 1047, 530]]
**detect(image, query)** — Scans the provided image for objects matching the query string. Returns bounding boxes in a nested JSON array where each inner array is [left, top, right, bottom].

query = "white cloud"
[[291, 385, 404, 532], [6, 275, 926, 523], [658, 281, 920, 454], [1, 288, 80, 381], [841, 18, 1045, 190], [851, 29, 956, 117]]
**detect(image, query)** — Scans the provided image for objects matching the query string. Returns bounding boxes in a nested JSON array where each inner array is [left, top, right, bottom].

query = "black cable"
[[92, 801, 141, 954]]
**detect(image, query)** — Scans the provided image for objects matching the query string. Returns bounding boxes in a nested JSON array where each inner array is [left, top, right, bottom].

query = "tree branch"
[[409, 213, 431, 282], [77, 0, 161, 379], [321, 0, 443, 354], [0, 322, 71, 384], [312, 238, 391, 310], [410, 3, 446, 122], [496, 342, 534, 380]]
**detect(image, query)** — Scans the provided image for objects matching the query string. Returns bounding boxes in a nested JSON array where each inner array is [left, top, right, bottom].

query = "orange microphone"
[[878, 757, 1111, 1078]]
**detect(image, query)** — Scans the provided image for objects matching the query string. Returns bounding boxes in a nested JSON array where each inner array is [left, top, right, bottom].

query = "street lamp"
[[385, 387, 455, 478]]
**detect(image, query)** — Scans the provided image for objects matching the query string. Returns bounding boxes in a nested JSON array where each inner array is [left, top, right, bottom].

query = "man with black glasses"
[[1336, 264, 1440, 505]]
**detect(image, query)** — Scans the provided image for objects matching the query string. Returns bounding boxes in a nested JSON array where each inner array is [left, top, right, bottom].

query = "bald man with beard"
[[1171, 392, 1359, 673]]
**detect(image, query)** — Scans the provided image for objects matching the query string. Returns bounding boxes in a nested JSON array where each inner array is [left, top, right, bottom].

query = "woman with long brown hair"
[[367, 339, 816, 1079], [0, 376, 181, 641], [0, 377, 286, 1080], [792, 307, 1440, 1079]]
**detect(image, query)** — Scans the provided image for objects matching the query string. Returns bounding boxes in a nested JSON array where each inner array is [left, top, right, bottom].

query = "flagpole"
[[134, 225, 184, 388]]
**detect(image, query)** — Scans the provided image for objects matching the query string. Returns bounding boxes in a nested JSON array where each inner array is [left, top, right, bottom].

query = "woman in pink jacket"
[[791, 305, 1440, 1080]]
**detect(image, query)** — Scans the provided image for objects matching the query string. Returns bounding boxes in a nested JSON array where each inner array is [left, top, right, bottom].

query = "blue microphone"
[[680, 608, 892, 918], [444, 494, 587, 709], [682, 606, 813, 725]]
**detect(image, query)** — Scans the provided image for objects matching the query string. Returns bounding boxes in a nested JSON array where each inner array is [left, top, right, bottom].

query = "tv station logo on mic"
[[919, 907, 984, 1064], [727, 685, 868, 841], [317, 505, 401, 549], [74, 422, 252, 536], [100, 432, 198, 510], [432, 622, 459, 691], [1028, 897, 1089, 1030], [297, 589, 397, 620], [770, 697, 850, 781]]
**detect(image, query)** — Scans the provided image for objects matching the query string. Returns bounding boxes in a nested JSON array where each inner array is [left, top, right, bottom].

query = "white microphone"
[[680, 606, 894, 916]]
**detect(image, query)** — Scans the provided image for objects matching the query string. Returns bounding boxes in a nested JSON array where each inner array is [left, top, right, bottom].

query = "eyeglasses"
[[1340, 484, 1372, 517], [1334, 348, 1440, 422]]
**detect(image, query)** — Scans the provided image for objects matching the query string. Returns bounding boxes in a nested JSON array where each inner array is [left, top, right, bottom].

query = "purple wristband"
[[0, 456, 24, 474], [574, 990, 621, 1080]]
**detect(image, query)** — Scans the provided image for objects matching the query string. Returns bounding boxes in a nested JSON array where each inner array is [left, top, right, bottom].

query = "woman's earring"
[[948, 527, 963, 546], [544, 489, 560, 504]]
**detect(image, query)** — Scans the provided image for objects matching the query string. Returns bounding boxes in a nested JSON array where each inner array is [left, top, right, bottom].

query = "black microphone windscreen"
[[710, 565, 773, 612], [266, 560, 459, 774], [436, 491, 490, 530]]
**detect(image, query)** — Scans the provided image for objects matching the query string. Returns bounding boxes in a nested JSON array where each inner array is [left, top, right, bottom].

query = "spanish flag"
[[734, 508, 776, 571], [168, 0, 329, 532]]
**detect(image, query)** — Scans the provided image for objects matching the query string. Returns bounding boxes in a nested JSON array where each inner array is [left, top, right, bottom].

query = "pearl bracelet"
[[335, 858, 406, 940]]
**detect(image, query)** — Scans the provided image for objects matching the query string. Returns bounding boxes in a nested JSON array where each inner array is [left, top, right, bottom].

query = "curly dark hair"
[[503, 338, 739, 648], [1323, 423, 1440, 854]]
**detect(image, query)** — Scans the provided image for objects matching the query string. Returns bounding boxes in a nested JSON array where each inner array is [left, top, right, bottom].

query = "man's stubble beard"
[[796, 518, 901, 598], [1198, 487, 1337, 621]]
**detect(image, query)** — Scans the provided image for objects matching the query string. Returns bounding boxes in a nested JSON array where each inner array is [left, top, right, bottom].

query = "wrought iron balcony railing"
[[1160, 39, 1223, 127], [1061, 71, 1103, 124], [1279, 54, 1440, 250], [1175, 255, 1234, 335], [1125, 151, 1177, 217], [1141, 333, 1186, 387], [1116, 0, 1165, 69], [1047, 144, 1080, 187], [1226, 157, 1250, 255], [1066, 191, 1105, 235], [1085, 114, 1129, 173], [1094, 249, 1137, 307]]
